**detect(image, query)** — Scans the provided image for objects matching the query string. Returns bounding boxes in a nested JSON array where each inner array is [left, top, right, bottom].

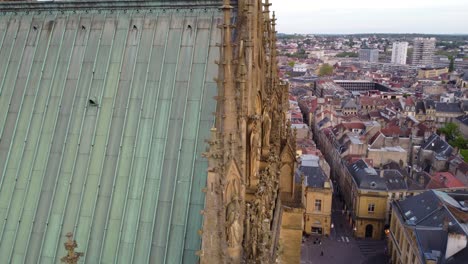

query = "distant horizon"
[[277, 32, 468, 36], [271, 0, 468, 35]]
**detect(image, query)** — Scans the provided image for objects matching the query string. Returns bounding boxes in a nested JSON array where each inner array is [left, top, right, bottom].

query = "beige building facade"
[[304, 183, 333, 236]]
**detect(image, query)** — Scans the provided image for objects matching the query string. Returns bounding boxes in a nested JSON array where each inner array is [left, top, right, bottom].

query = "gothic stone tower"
[[200, 1, 295, 263]]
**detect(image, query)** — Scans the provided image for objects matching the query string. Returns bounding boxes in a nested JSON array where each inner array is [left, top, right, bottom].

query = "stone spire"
[[220, 0, 238, 163], [270, 11, 278, 89]]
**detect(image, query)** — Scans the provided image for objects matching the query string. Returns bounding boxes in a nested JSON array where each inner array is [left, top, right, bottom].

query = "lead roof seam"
[[0, 15, 18, 99], [97, 12, 132, 263], [180, 13, 214, 259], [19, 13, 60, 262], [0, 16, 20, 165], [23, 13, 68, 262], [161, 13, 188, 264], [81, 13, 120, 262], [0, 14, 35, 259], [126, 11, 163, 263], [165, 15, 199, 263], [113, 12, 146, 262], [0, 14, 10, 98], [36, 14, 82, 261], [14, 13, 76, 262], [145, 11, 173, 264], [7, 13, 46, 262], [44, 14, 93, 263], [70, 13, 108, 260], [0, 14, 35, 246], [128, 13, 159, 263], [36, 13, 81, 261], [0, 13, 30, 250]]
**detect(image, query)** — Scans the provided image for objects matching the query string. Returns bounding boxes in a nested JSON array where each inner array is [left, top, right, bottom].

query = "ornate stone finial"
[[272, 11, 276, 27], [60, 232, 83, 264], [263, 0, 272, 11]]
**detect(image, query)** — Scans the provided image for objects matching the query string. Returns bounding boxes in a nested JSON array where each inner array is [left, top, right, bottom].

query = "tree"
[[450, 136, 468, 150], [448, 56, 455, 72], [461, 149, 468, 163], [437, 122, 468, 149], [288, 61, 295, 67], [336, 52, 358, 58], [318, 64, 334, 77], [438, 122, 460, 142]]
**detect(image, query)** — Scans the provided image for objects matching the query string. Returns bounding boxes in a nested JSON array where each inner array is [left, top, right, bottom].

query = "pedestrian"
[[320, 250, 324, 256]]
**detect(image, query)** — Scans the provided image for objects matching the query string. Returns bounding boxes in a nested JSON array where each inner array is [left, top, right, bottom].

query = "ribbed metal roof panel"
[[0, 5, 221, 263]]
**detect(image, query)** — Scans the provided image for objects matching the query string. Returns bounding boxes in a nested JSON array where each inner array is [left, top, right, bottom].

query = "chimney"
[[412, 126, 418, 137], [419, 175, 425, 185], [424, 131, 431, 140], [442, 217, 449, 231], [442, 175, 447, 186]]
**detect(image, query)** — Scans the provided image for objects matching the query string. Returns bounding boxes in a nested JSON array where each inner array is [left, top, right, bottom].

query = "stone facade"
[[199, 1, 296, 263], [304, 184, 332, 236]]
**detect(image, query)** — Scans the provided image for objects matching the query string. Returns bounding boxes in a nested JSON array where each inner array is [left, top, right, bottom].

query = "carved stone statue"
[[262, 105, 271, 148], [226, 195, 241, 247], [250, 122, 260, 178]]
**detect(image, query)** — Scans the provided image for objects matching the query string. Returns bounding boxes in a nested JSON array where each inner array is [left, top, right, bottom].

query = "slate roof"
[[415, 101, 426, 114], [348, 160, 386, 190], [425, 99, 436, 109], [415, 229, 448, 262], [342, 98, 358, 109], [408, 171, 432, 191], [420, 134, 453, 159], [299, 166, 328, 188], [395, 190, 468, 264], [0, 1, 222, 263], [317, 116, 330, 128], [396, 191, 468, 232], [378, 170, 408, 191], [461, 101, 468, 112], [456, 115, 468, 126], [435, 102, 462, 113], [348, 160, 408, 191]]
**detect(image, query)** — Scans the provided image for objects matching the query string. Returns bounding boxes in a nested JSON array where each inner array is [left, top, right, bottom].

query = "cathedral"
[[0, 0, 296, 263]]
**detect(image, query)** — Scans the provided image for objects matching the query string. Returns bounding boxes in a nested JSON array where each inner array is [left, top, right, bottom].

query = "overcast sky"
[[269, 0, 468, 34]]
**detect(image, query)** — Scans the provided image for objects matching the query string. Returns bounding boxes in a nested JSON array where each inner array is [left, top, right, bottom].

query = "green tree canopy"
[[318, 63, 334, 77], [448, 56, 455, 72], [437, 122, 468, 149], [438, 122, 460, 142], [336, 52, 358, 58]]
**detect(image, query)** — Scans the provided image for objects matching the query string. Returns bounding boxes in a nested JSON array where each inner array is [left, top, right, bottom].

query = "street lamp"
[[330, 223, 335, 239]]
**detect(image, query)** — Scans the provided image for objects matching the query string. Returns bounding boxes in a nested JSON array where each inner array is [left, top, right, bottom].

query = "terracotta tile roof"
[[342, 122, 366, 130], [369, 131, 383, 145], [405, 97, 415, 106], [381, 126, 402, 137], [369, 110, 381, 118], [427, 172, 465, 189]]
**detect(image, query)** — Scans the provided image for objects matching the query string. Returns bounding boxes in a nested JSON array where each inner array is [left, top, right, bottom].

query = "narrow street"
[[301, 191, 388, 264]]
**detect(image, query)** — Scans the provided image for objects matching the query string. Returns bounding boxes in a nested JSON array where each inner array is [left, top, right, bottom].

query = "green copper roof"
[[0, 4, 221, 263]]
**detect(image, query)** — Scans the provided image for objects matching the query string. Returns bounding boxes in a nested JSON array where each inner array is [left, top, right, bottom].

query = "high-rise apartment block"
[[411, 37, 436, 67], [359, 48, 379, 63], [391, 41, 408, 65]]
